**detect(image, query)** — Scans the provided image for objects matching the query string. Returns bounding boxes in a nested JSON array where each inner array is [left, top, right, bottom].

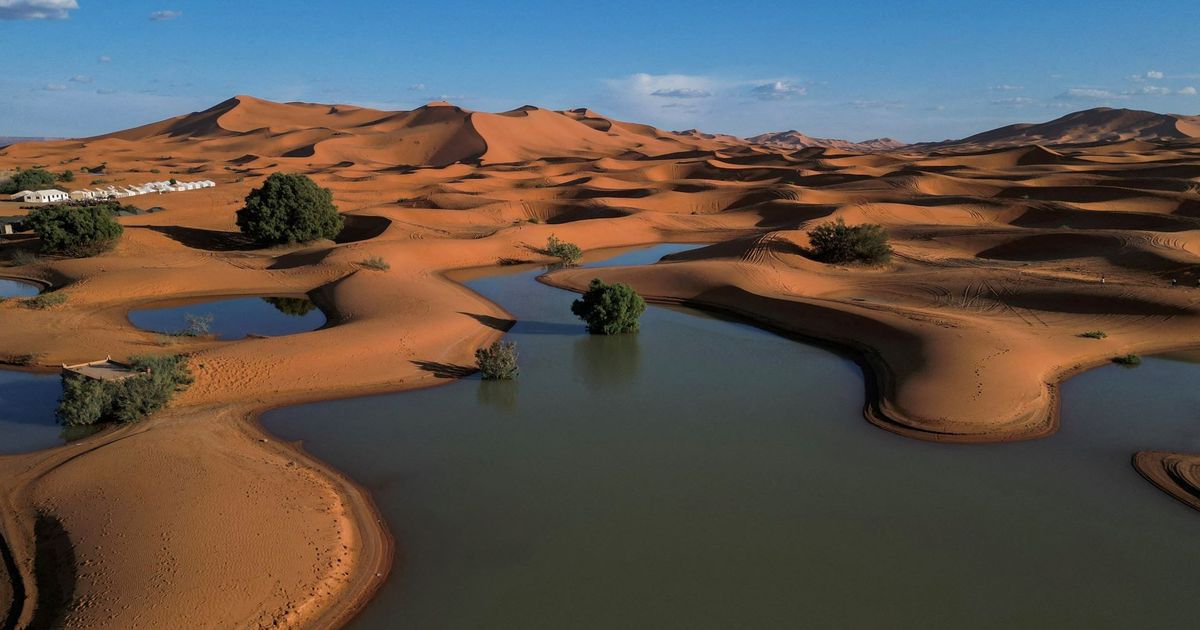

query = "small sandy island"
[[3, 96, 1200, 626]]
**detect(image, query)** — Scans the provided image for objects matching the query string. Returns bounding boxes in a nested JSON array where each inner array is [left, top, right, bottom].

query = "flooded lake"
[[242, 243, 1200, 628], [127, 295, 325, 340]]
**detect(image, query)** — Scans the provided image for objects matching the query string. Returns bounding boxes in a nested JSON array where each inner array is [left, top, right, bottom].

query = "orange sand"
[[2, 96, 1200, 627]]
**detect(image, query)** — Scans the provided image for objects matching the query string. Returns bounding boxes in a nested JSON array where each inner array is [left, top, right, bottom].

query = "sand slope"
[[3, 95, 1200, 627]]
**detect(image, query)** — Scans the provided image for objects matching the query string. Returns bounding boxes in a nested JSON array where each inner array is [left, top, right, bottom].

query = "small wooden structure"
[[62, 356, 142, 382]]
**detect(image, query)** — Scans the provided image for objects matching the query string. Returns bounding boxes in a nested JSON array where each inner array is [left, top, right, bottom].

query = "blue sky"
[[2, 0, 1198, 141]]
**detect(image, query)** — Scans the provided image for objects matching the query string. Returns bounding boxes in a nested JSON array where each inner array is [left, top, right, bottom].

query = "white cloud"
[[1125, 85, 1171, 95], [749, 81, 806, 100], [1058, 87, 1125, 100], [1180, 86, 1198, 95], [989, 84, 1023, 92], [98, 55, 111, 63], [651, 87, 712, 99], [1146, 70, 1164, 79], [42, 83, 67, 91], [408, 83, 426, 91], [149, 10, 181, 21], [991, 96, 1035, 108], [0, 0, 77, 20], [69, 74, 91, 83]]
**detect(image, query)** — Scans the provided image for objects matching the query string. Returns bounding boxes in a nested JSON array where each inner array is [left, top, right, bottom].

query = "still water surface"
[[127, 295, 325, 340], [129, 245, 1200, 627], [0, 277, 40, 298]]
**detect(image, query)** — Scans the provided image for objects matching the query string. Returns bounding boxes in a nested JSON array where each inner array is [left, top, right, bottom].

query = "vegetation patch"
[[56, 354, 194, 426], [22, 291, 67, 309], [236, 172, 344, 245], [807, 218, 892, 265], [1112, 354, 1141, 366], [26, 203, 123, 257], [475, 340, 519, 380], [571, 278, 646, 335], [0, 167, 56, 194], [1078, 330, 1108, 339], [545, 234, 582, 266], [358, 255, 390, 271]]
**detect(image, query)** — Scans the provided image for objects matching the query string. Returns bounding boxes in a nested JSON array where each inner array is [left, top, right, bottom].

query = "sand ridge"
[[4, 95, 1200, 626]]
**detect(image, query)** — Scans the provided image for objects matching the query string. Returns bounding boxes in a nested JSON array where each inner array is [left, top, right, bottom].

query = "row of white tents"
[[8, 179, 216, 204]]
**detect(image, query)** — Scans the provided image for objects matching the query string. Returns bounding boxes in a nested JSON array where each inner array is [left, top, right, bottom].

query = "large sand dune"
[[3, 96, 1200, 627]]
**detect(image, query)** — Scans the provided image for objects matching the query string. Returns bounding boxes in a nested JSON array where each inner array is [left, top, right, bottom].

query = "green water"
[[260, 244, 1200, 629]]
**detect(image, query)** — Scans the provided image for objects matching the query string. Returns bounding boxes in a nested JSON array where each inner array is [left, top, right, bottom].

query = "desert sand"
[[2, 96, 1200, 627]]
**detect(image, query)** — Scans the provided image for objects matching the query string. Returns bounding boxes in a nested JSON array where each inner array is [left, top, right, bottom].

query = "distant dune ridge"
[[748, 107, 1200, 153], [49, 95, 742, 168], [8, 97, 1197, 161], [746, 130, 905, 152]]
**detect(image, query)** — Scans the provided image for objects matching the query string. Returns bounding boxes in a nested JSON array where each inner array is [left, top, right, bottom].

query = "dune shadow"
[[140, 225, 256, 252], [411, 360, 475, 379], [458, 312, 515, 332], [28, 512, 76, 630], [334, 214, 392, 244]]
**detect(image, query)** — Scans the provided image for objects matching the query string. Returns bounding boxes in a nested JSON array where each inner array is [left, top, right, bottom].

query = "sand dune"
[[4, 94, 1200, 627]]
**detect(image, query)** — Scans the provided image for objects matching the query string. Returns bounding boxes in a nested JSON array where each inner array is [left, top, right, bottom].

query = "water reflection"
[[477, 379, 519, 412], [262, 296, 318, 317], [573, 334, 641, 391]]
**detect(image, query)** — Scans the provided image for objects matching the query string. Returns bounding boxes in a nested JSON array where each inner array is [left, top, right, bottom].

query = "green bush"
[[1079, 330, 1107, 339], [807, 218, 892, 265], [1112, 354, 1141, 366], [571, 278, 646, 335], [57, 169, 75, 183], [0, 168, 56, 194], [476, 340, 519, 380], [236, 173, 344, 245], [546, 234, 582, 265], [26, 203, 123, 256], [57, 377, 117, 426], [56, 354, 193, 426]]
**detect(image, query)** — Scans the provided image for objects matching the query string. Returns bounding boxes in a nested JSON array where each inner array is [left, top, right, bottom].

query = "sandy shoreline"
[[3, 95, 1200, 626]]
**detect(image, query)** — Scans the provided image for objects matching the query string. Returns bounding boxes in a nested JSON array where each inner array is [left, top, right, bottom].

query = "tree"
[[807, 218, 891, 265], [571, 278, 646, 335], [476, 340, 519, 380], [235, 173, 344, 245], [1, 168, 56, 194], [545, 234, 582, 266], [26, 203, 123, 256], [57, 169, 75, 183]]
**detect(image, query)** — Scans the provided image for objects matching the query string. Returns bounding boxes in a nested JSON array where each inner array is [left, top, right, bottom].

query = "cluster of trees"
[[57, 354, 194, 426], [0, 167, 56, 194], [236, 173, 343, 245], [26, 203, 124, 256], [807, 218, 892, 265]]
